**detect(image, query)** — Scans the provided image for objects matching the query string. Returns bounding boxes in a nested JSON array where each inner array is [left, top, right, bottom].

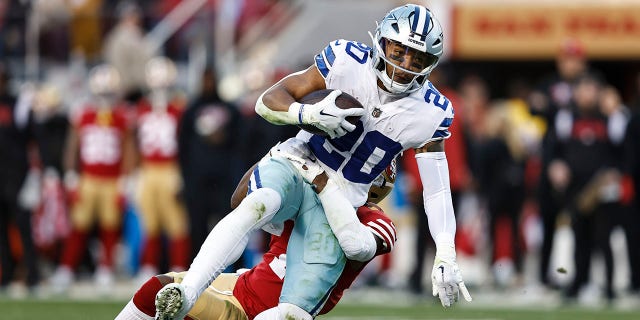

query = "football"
[[297, 90, 364, 136]]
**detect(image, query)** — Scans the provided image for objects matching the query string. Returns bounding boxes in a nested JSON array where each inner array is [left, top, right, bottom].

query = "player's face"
[[384, 40, 435, 84]]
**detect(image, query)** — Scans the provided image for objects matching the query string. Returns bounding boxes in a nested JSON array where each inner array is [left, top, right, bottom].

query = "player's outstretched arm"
[[415, 141, 472, 307], [255, 65, 363, 138]]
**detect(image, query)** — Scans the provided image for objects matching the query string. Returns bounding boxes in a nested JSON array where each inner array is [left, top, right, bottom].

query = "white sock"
[[114, 300, 154, 320], [180, 188, 281, 304]]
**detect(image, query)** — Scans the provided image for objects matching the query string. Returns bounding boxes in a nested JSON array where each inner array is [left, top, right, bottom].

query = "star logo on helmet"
[[385, 13, 398, 23]]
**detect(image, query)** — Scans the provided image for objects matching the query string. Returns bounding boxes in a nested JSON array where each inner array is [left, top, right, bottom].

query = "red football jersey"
[[135, 100, 183, 163], [74, 105, 129, 177], [233, 205, 396, 319]]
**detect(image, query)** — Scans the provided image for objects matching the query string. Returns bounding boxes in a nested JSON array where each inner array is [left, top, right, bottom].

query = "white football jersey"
[[296, 39, 454, 206]]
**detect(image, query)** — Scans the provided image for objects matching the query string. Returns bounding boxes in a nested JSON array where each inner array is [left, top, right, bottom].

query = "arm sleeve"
[[415, 151, 457, 259], [317, 179, 377, 262], [254, 71, 307, 126]]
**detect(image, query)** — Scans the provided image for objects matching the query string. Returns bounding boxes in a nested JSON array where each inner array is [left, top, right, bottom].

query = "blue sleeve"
[[314, 41, 338, 78], [431, 110, 453, 140]]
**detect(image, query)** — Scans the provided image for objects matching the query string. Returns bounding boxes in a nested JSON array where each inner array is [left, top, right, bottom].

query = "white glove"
[[292, 90, 364, 138], [431, 245, 472, 307], [268, 139, 324, 184]]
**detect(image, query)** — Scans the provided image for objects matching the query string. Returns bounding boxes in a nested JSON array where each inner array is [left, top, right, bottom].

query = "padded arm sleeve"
[[254, 70, 307, 126], [255, 91, 304, 126], [318, 179, 377, 262], [415, 151, 457, 259]]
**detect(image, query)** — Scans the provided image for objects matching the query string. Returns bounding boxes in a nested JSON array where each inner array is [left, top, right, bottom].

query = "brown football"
[[297, 90, 364, 136]]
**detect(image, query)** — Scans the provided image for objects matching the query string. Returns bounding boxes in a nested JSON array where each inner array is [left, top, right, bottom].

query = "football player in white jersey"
[[155, 4, 470, 320], [256, 2, 470, 307]]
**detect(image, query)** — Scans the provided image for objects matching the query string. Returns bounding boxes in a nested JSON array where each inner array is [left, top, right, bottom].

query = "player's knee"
[[277, 303, 312, 320], [236, 187, 281, 223]]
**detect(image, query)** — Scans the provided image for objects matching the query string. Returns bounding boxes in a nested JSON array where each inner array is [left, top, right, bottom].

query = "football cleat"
[[155, 283, 189, 320]]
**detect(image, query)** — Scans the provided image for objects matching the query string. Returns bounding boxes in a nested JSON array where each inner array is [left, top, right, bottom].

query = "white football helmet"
[[371, 4, 443, 94], [88, 64, 121, 96], [145, 56, 177, 90]]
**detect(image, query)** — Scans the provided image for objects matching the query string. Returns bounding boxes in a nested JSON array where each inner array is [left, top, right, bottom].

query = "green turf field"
[[1, 299, 639, 320]]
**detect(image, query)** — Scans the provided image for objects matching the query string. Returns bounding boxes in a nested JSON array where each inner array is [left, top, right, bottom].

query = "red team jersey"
[[233, 205, 397, 319], [74, 106, 129, 177], [135, 100, 183, 163]]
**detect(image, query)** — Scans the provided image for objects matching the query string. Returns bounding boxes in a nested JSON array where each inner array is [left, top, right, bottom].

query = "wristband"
[[298, 104, 305, 124], [287, 102, 305, 124]]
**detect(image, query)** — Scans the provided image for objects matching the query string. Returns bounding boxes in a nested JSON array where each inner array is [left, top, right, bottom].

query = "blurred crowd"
[[0, 0, 639, 308], [400, 38, 640, 304]]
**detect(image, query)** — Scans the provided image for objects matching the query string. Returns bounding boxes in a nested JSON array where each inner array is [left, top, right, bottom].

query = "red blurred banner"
[[452, 4, 640, 59]]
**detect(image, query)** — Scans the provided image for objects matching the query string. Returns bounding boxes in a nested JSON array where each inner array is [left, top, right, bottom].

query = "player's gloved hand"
[[268, 138, 313, 162], [294, 90, 364, 138], [267, 139, 324, 184], [431, 243, 472, 307]]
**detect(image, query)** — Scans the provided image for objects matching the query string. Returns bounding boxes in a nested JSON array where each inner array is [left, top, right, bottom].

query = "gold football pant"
[[72, 174, 120, 230], [136, 163, 187, 237]]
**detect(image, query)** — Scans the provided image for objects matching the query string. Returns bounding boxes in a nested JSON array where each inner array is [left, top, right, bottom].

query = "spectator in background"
[[0, 63, 40, 290], [50, 64, 135, 292], [236, 68, 299, 169], [529, 38, 592, 289], [477, 103, 527, 288], [547, 74, 618, 302], [30, 84, 71, 258], [134, 57, 190, 281], [0, 0, 29, 57], [457, 74, 490, 180], [68, 0, 103, 62], [622, 77, 640, 294], [177, 67, 242, 260], [103, 1, 152, 103]]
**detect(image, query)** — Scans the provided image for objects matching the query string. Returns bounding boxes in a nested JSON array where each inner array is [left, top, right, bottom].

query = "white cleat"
[[49, 266, 73, 294], [155, 283, 189, 320]]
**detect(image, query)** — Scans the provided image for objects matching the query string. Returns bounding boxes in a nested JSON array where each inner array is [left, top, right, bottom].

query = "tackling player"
[[156, 4, 471, 319], [116, 153, 397, 320]]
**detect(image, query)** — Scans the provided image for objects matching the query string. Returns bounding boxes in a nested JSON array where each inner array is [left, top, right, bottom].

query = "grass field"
[[1, 299, 640, 320]]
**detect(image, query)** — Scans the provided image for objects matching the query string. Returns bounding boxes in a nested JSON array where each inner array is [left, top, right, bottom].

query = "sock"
[[169, 236, 190, 270], [60, 229, 88, 268], [132, 276, 164, 316], [114, 300, 154, 320], [180, 188, 281, 304], [141, 235, 161, 268], [100, 228, 120, 267]]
